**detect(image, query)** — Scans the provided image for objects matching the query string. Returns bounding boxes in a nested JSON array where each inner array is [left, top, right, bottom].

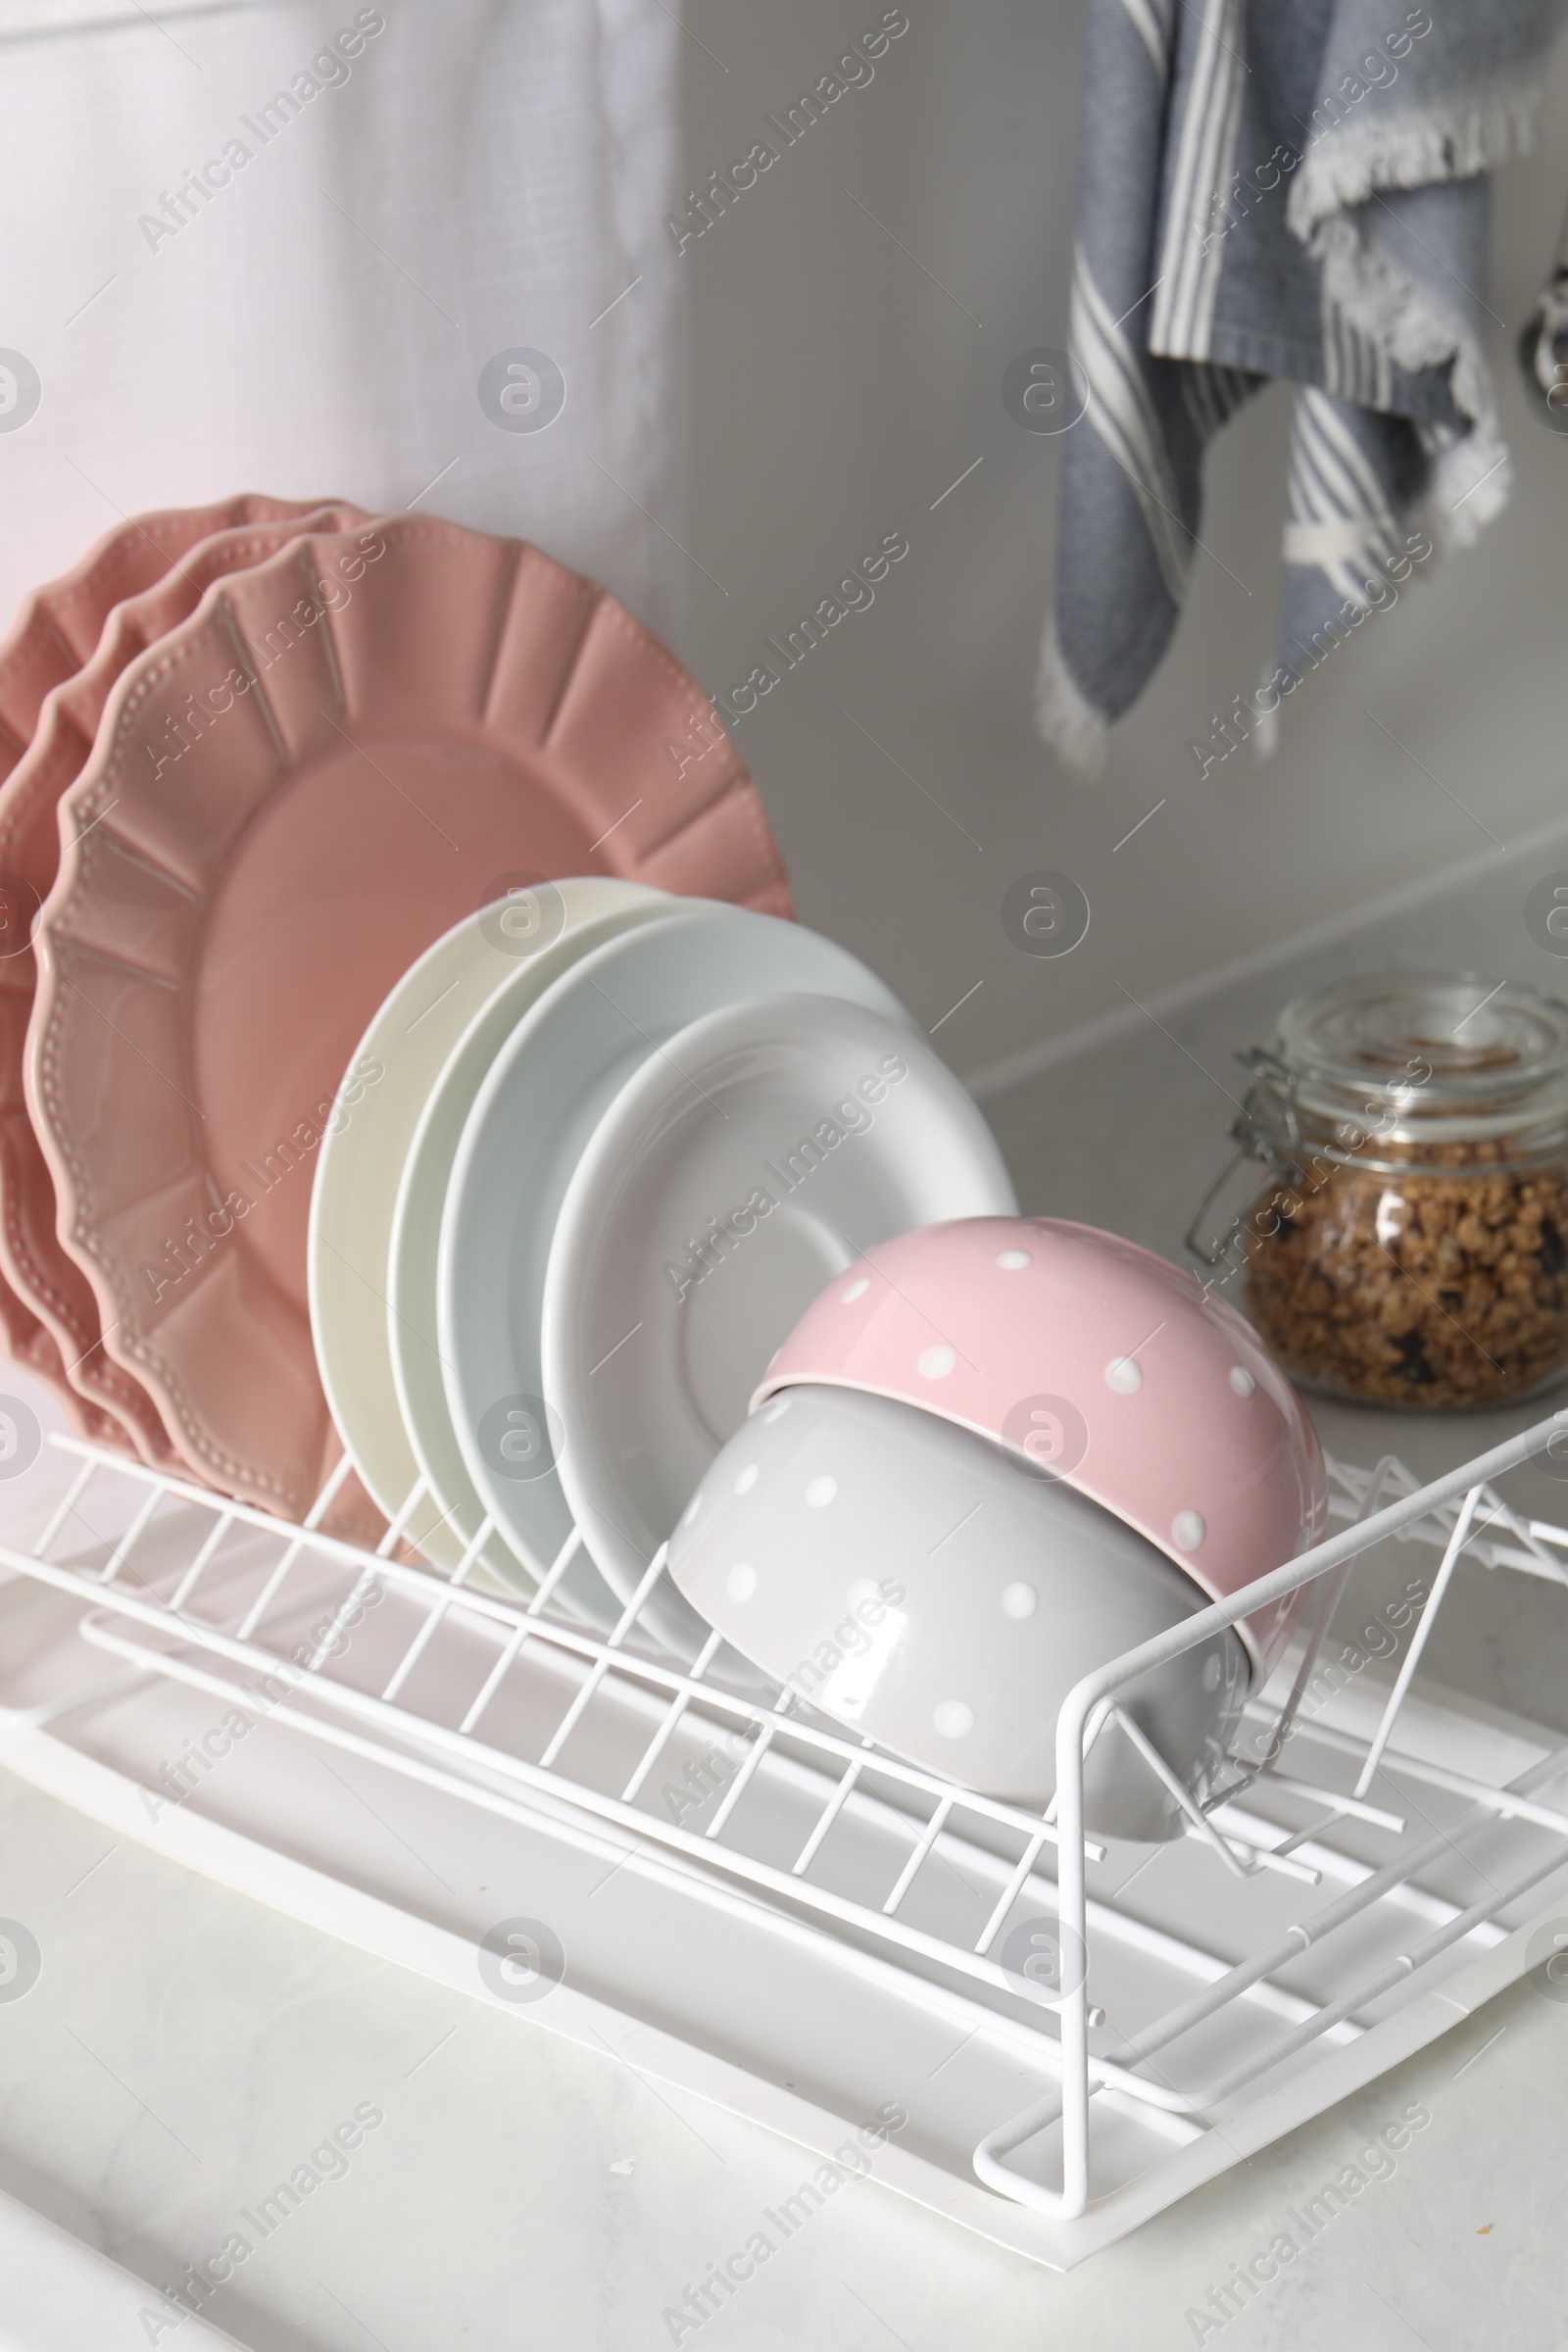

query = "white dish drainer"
[[3, 1410, 1568, 2269]]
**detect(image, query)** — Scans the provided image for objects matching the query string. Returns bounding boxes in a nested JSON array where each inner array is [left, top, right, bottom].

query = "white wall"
[[675, 0, 1568, 1087], [2, 0, 1562, 1103], [0, 0, 685, 644]]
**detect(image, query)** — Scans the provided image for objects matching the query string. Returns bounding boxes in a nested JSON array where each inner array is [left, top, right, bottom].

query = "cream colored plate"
[[308, 877, 665, 1578]]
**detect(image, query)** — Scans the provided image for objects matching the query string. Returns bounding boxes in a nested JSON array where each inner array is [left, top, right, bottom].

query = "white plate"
[[386, 893, 680, 1606], [309, 877, 663, 1577], [438, 908, 914, 1622], [542, 992, 1018, 1601]]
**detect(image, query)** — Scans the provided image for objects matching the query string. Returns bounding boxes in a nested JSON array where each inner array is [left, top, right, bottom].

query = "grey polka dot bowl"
[[667, 1383, 1250, 1841]]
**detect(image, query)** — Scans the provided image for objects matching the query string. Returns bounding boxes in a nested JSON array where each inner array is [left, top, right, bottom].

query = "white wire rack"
[[4, 1408, 1568, 2238]]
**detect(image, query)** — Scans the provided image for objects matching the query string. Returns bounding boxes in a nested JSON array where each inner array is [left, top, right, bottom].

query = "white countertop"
[[6, 846, 1568, 2349], [1, 1756, 1565, 2352]]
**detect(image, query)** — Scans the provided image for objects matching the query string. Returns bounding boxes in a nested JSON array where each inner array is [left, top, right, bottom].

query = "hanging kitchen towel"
[[1038, 0, 1568, 776]]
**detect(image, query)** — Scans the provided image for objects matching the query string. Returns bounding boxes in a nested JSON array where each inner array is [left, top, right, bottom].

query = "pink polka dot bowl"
[[751, 1215, 1328, 1683]]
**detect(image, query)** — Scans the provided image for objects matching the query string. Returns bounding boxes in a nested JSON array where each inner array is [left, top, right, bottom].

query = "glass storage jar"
[[1189, 973, 1568, 1408]]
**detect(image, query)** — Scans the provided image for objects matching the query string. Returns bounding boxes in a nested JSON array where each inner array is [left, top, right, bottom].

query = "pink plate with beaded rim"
[[0, 501, 368, 1463], [0, 493, 329, 786], [0, 493, 333, 1444], [27, 514, 792, 1520]]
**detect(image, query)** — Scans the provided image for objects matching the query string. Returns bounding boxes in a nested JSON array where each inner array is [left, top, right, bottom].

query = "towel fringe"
[[1416, 424, 1513, 552], [1312, 213, 1490, 421], [1286, 76, 1544, 246], [1287, 76, 1533, 562], [1035, 615, 1108, 778]]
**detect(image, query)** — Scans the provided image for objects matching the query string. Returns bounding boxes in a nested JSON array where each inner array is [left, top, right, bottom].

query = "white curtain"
[[0, 0, 685, 641]]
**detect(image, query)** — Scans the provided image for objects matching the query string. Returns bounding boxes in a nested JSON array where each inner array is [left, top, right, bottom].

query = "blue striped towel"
[[1038, 0, 1567, 776]]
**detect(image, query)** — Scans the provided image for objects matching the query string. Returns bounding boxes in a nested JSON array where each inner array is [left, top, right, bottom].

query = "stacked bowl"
[[667, 1219, 1329, 1838]]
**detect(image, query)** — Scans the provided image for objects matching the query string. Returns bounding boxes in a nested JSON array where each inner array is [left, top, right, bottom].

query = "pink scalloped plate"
[[0, 502, 368, 1464], [29, 514, 793, 1520], [0, 493, 336, 1446], [0, 1276, 122, 1446], [0, 494, 331, 788]]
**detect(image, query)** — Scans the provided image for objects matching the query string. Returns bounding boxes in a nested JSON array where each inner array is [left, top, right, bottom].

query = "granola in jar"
[[1188, 975, 1568, 1408]]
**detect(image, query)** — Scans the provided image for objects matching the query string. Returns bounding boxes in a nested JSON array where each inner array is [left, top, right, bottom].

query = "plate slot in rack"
[[5, 1411, 1568, 2243]]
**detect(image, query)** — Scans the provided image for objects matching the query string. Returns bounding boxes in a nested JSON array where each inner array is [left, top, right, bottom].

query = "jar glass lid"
[[1265, 972, 1568, 1140]]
